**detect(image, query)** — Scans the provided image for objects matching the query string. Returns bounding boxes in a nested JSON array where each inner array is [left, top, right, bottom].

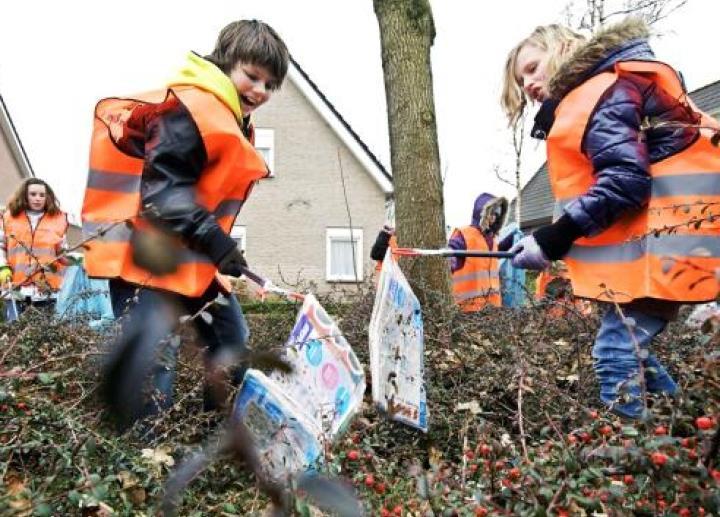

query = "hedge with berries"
[[0, 291, 718, 515]]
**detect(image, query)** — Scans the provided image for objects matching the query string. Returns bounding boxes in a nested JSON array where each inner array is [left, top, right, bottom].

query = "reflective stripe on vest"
[[81, 87, 268, 296], [2, 211, 68, 290], [451, 227, 501, 312], [547, 60, 720, 302]]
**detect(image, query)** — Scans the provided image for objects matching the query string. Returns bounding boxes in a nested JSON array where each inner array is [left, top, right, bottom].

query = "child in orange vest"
[[448, 193, 510, 312], [0, 178, 68, 316], [83, 20, 289, 428], [502, 18, 720, 419]]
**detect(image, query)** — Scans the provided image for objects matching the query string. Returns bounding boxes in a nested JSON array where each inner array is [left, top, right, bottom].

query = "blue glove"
[[510, 235, 550, 271]]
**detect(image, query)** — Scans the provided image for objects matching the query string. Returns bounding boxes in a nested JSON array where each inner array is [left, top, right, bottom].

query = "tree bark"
[[373, 0, 451, 306]]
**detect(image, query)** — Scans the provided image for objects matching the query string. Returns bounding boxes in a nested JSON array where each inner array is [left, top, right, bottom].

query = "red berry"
[[508, 467, 521, 480], [589, 410, 599, 419], [474, 507, 488, 517], [375, 482, 386, 495], [688, 449, 698, 461], [650, 452, 667, 466], [381, 508, 391, 517], [599, 425, 613, 436], [347, 450, 360, 461], [679, 509, 691, 517], [465, 450, 475, 460], [494, 460, 506, 469], [392, 505, 402, 516], [478, 444, 492, 457], [696, 416, 715, 430], [567, 434, 578, 445], [15, 402, 27, 411], [711, 469, 720, 482], [623, 474, 634, 485], [580, 432, 591, 443], [681, 437, 693, 448], [364, 474, 374, 487], [654, 425, 667, 436]]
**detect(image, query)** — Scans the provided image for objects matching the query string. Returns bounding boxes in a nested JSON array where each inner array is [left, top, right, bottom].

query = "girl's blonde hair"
[[501, 24, 586, 126], [7, 178, 61, 217]]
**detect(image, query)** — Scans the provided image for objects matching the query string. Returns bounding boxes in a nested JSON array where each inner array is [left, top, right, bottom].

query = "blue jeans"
[[592, 304, 678, 419], [107, 279, 250, 425]]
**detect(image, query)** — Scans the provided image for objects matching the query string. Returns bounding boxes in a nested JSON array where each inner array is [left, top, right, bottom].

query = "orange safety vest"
[[2, 211, 68, 291], [82, 87, 268, 297], [451, 227, 501, 312], [547, 60, 720, 303], [535, 269, 569, 301]]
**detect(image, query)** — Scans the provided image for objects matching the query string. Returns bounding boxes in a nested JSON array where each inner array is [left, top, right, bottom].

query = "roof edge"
[[288, 56, 393, 194], [0, 94, 33, 179]]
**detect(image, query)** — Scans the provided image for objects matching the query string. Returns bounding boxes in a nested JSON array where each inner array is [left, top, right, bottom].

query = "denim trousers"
[[108, 278, 249, 422], [592, 304, 678, 419]]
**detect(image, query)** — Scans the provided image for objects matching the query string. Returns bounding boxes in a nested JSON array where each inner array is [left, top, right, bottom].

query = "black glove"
[[533, 214, 584, 260], [218, 247, 248, 277]]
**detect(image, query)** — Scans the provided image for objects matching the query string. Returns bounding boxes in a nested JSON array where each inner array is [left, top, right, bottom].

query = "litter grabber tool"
[[392, 247, 517, 259], [215, 267, 304, 301]]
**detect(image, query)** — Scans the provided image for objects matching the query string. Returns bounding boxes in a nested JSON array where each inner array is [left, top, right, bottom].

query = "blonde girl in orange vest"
[[0, 178, 68, 316], [501, 18, 720, 419]]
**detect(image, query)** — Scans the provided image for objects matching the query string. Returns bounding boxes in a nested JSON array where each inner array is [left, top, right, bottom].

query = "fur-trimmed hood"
[[471, 193, 508, 233], [548, 17, 653, 99]]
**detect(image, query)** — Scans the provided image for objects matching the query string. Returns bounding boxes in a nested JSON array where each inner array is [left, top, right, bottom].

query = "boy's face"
[[229, 62, 276, 116]]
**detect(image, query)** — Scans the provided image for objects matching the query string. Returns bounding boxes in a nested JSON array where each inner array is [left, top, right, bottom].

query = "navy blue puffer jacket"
[[532, 19, 700, 258]]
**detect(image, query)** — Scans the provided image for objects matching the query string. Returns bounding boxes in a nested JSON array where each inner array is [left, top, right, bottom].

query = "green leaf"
[[33, 503, 53, 517], [37, 372, 54, 385], [621, 426, 639, 437]]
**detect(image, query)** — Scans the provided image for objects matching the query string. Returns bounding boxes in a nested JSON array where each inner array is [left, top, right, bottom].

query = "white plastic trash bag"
[[233, 370, 324, 478], [234, 294, 365, 479], [368, 249, 428, 432]]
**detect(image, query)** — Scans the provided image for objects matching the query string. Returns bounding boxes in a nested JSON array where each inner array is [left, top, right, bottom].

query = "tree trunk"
[[373, 0, 451, 307]]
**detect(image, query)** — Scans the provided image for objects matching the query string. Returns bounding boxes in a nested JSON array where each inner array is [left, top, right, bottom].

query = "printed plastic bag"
[[368, 249, 428, 432], [233, 294, 364, 479]]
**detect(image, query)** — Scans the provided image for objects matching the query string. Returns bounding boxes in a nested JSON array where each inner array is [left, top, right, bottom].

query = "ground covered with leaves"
[[0, 291, 718, 516]]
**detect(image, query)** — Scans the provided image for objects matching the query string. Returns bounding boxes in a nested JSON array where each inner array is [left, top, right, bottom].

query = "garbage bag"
[[56, 264, 114, 328], [368, 249, 428, 432]]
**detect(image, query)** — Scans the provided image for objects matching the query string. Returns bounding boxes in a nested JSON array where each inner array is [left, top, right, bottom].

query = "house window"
[[326, 228, 363, 282], [231, 225, 246, 251], [255, 128, 275, 176]]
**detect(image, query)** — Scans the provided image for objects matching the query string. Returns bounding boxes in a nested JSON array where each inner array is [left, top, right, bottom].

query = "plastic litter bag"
[[368, 249, 428, 432], [233, 294, 364, 479], [56, 264, 114, 328]]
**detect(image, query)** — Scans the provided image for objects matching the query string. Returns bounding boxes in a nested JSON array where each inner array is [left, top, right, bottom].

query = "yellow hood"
[[167, 52, 243, 119]]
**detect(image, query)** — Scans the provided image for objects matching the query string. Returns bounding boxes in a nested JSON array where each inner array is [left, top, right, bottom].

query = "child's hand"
[[218, 248, 248, 277], [510, 236, 550, 271], [0, 266, 12, 285]]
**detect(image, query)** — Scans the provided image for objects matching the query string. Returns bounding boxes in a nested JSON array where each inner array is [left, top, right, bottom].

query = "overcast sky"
[[0, 0, 718, 228]]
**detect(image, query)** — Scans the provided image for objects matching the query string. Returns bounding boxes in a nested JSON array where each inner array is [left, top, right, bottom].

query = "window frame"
[[230, 225, 247, 252], [325, 227, 363, 282], [254, 128, 275, 177]]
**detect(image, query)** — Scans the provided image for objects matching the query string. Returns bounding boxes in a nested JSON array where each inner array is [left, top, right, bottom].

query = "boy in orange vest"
[[82, 20, 289, 428]]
